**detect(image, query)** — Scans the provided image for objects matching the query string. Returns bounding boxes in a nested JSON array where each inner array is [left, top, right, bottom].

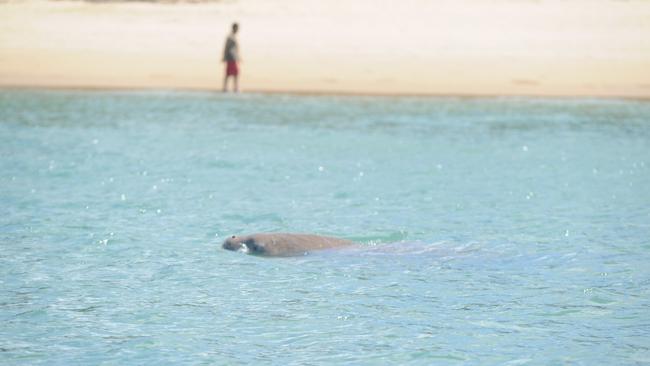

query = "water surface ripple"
[[1, 91, 649, 365]]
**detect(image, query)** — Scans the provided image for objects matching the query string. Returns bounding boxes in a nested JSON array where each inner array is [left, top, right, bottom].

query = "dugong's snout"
[[223, 235, 252, 253], [222, 235, 238, 250]]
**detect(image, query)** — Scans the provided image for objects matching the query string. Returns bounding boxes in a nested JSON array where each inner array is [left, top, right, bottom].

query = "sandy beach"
[[1, 0, 649, 97]]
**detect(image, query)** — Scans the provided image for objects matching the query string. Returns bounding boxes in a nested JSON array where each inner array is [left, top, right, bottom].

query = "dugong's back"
[[222, 232, 354, 256]]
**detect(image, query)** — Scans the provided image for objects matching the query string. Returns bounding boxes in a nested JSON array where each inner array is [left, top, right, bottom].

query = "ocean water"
[[1, 90, 649, 365]]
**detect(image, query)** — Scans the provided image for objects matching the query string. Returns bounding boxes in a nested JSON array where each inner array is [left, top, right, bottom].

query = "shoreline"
[[2, 84, 649, 102], [2, 1, 649, 101]]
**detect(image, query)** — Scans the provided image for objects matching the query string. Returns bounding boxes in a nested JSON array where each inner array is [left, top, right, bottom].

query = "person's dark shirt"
[[223, 34, 239, 62]]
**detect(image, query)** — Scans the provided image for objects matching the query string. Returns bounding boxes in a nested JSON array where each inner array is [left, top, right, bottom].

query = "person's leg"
[[233, 75, 239, 93], [222, 75, 229, 92]]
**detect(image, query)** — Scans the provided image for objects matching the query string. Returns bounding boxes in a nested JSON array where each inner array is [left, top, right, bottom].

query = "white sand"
[[1, 0, 649, 97]]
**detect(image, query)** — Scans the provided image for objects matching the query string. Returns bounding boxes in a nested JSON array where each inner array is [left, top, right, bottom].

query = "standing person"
[[222, 22, 240, 93]]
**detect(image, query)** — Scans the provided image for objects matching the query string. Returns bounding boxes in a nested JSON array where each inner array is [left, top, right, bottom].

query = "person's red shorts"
[[226, 61, 239, 76]]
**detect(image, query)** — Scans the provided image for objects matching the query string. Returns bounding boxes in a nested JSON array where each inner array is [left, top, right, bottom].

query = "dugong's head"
[[222, 235, 253, 253]]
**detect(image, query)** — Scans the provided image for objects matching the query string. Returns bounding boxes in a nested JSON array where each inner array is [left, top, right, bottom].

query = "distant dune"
[[1, 0, 649, 97]]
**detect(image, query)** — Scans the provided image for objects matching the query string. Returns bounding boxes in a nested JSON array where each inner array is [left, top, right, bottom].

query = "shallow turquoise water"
[[1, 90, 649, 365]]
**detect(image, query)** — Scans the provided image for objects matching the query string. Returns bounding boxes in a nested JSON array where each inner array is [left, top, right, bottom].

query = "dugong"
[[222, 233, 354, 257]]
